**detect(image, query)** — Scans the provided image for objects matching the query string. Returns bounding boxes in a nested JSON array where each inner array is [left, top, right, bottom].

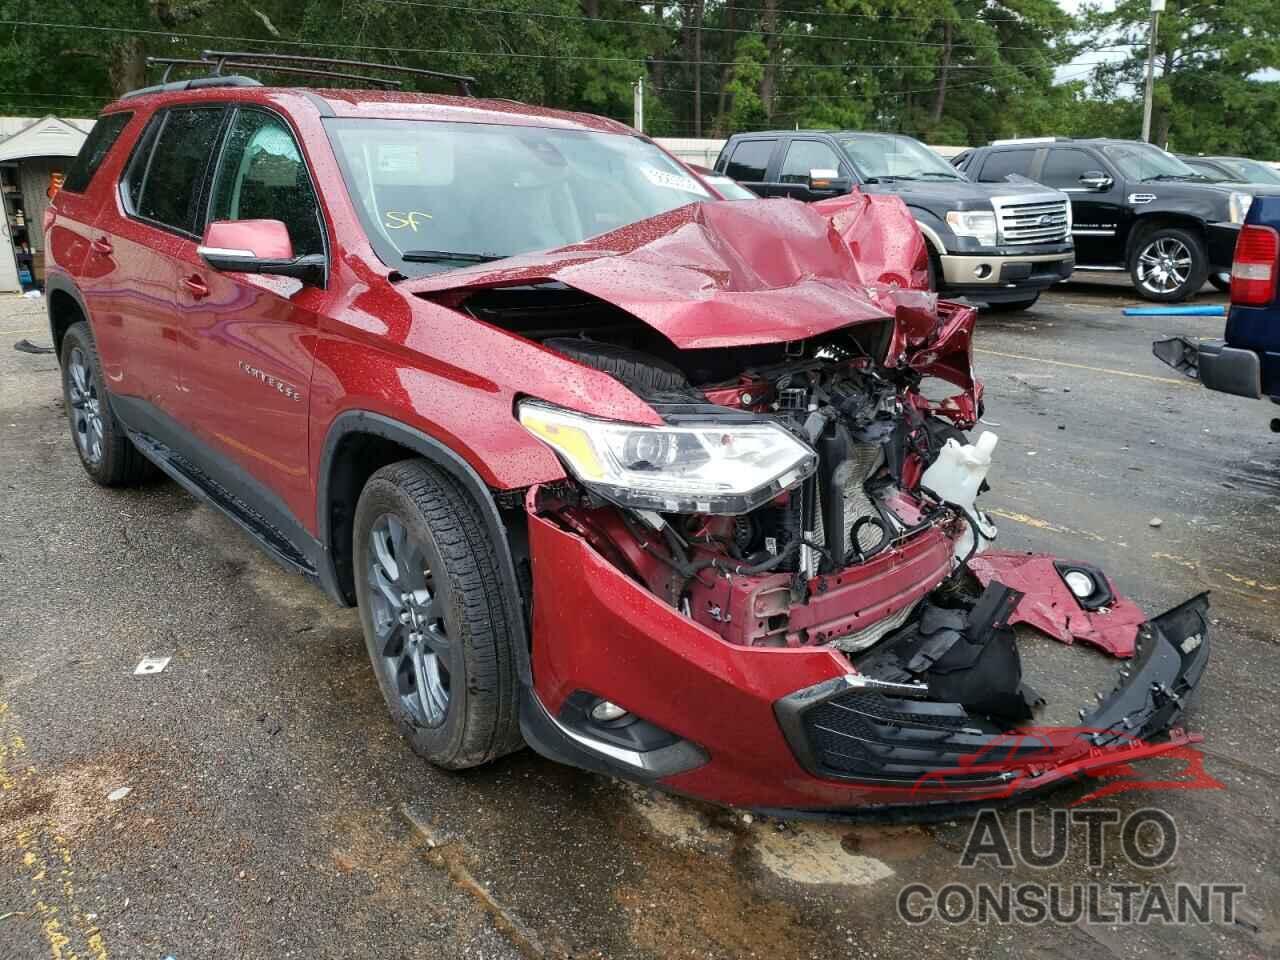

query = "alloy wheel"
[[67, 347, 104, 465], [1136, 237, 1193, 295], [367, 513, 451, 727]]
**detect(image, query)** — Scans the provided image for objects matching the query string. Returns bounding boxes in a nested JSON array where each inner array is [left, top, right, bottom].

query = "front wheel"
[[1130, 227, 1209, 302], [353, 459, 523, 770]]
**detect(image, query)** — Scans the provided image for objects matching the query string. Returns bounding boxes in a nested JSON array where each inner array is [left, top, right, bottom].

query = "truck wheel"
[[1130, 227, 1209, 302], [984, 295, 1040, 313], [353, 459, 523, 770], [59, 321, 154, 486]]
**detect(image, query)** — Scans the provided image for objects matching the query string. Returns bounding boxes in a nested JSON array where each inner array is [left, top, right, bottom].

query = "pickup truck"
[[1154, 194, 1280, 424]]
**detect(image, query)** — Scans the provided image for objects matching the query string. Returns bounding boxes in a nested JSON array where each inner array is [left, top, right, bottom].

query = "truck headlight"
[[946, 210, 999, 247], [1230, 191, 1254, 224], [518, 400, 817, 514]]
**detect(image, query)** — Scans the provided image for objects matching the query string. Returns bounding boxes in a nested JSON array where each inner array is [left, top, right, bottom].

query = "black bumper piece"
[[774, 594, 1211, 787]]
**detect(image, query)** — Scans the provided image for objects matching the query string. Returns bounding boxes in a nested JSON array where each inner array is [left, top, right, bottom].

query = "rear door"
[[1039, 146, 1127, 265], [771, 138, 851, 202], [719, 138, 779, 196], [170, 105, 328, 526], [973, 148, 1038, 185], [81, 105, 226, 415]]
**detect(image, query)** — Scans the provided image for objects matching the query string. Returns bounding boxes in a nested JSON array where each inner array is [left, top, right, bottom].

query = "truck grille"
[[993, 195, 1070, 245]]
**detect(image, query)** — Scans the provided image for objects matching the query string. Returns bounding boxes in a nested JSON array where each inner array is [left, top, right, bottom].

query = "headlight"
[[518, 400, 817, 514], [1230, 191, 1254, 224], [946, 209, 998, 246]]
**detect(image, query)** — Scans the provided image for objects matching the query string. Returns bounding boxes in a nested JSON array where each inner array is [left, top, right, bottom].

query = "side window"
[[977, 149, 1035, 183], [210, 110, 324, 257], [779, 140, 844, 184], [62, 112, 132, 194], [725, 140, 775, 182], [133, 108, 225, 233], [1040, 149, 1099, 190]]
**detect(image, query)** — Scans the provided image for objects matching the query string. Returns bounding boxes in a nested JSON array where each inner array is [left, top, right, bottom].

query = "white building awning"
[[0, 115, 90, 163]]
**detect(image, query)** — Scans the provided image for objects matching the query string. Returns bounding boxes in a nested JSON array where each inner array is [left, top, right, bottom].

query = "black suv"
[[955, 138, 1265, 302], [715, 131, 1074, 312]]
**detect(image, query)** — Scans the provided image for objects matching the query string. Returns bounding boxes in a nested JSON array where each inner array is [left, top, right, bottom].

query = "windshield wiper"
[[1142, 174, 1197, 182], [914, 171, 961, 179], [400, 250, 506, 264]]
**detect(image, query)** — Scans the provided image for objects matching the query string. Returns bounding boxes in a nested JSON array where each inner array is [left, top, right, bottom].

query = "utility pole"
[[1142, 0, 1166, 143], [633, 75, 644, 133]]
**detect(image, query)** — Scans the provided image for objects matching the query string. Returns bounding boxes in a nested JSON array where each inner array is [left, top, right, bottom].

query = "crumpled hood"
[[407, 197, 933, 350]]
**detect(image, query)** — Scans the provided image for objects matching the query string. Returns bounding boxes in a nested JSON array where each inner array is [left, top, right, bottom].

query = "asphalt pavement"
[[1, 276, 1276, 960]]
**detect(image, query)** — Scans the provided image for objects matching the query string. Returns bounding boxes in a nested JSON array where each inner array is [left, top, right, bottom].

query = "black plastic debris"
[[14, 339, 55, 355]]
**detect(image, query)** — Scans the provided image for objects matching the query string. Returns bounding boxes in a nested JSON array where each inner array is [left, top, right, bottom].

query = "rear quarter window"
[[61, 112, 132, 194]]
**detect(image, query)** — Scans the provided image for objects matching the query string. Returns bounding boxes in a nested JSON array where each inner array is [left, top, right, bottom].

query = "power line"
[[368, 0, 1127, 51], [0, 19, 1091, 71], [609, 0, 1033, 25]]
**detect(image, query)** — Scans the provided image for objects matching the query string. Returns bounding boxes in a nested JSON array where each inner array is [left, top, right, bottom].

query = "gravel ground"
[[0, 278, 1276, 960]]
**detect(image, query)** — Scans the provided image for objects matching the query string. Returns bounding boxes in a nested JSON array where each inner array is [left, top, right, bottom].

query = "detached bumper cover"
[[1198, 339, 1262, 399], [524, 510, 1212, 813]]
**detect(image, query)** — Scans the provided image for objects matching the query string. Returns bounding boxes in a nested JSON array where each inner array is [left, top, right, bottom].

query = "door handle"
[[90, 237, 113, 255], [182, 274, 210, 299]]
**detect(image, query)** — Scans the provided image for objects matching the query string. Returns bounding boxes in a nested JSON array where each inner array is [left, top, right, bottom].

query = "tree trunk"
[[931, 21, 952, 124], [715, 3, 736, 136], [582, 0, 599, 18], [109, 38, 146, 97], [692, 0, 704, 137], [1153, 49, 1174, 148], [761, 0, 779, 121], [650, 3, 667, 92]]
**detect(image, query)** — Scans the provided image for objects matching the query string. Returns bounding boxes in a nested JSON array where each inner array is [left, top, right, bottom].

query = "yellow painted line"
[[1152, 551, 1279, 603], [0, 702, 110, 960], [985, 508, 1106, 543], [974, 348, 1192, 386]]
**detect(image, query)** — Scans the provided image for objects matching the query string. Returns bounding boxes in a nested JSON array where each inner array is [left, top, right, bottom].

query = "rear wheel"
[[1129, 227, 1209, 302], [353, 459, 523, 769], [59, 321, 154, 486]]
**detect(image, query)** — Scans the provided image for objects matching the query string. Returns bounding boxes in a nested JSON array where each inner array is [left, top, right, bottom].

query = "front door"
[[771, 139, 851, 203], [1040, 147, 1127, 266], [171, 106, 329, 529]]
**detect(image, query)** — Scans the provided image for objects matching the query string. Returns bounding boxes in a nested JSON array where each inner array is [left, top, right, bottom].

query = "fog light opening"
[[590, 699, 630, 723], [1064, 570, 1095, 600], [973, 263, 993, 279]]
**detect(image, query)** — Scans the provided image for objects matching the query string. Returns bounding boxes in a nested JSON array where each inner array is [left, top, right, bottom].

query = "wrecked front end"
[[428, 200, 1211, 814]]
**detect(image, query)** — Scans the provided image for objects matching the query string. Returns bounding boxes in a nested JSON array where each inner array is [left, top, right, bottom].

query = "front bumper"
[[523, 511, 1211, 814], [939, 250, 1075, 301]]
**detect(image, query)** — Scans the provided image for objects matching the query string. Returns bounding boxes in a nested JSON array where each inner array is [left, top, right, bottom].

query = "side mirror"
[[1078, 171, 1114, 191], [807, 168, 853, 195], [198, 219, 325, 285]]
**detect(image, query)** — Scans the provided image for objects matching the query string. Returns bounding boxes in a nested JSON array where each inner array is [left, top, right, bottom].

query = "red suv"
[[46, 62, 1210, 815]]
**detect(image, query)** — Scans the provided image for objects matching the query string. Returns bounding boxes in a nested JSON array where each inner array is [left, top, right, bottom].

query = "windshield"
[[1221, 158, 1280, 185], [1102, 143, 1201, 181], [325, 119, 712, 274], [838, 134, 963, 181]]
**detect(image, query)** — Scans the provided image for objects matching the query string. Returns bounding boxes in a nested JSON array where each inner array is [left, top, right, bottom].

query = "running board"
[[128, 429, 317, 575]]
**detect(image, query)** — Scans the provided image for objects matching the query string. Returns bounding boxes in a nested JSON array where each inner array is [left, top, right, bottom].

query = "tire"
[[1129, 226, 1209, 302], [59, 321, 154, 486], [353, 458, 523, 770], [1209, 272, 1231, 294], [926, 246, 942, 293], [984, 294, 1040, 313]]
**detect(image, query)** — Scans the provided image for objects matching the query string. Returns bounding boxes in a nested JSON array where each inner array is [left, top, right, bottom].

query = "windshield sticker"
[[377, 144, 420, 174], [639, 164, 705, 195], [384, 211, 432, 232]]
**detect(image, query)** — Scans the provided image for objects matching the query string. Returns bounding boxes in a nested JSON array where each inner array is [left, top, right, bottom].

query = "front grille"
[[993, 195, 1070, 245]]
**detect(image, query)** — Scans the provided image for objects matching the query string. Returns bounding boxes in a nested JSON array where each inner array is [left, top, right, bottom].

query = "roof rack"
[[133, 51, 477, 98]]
